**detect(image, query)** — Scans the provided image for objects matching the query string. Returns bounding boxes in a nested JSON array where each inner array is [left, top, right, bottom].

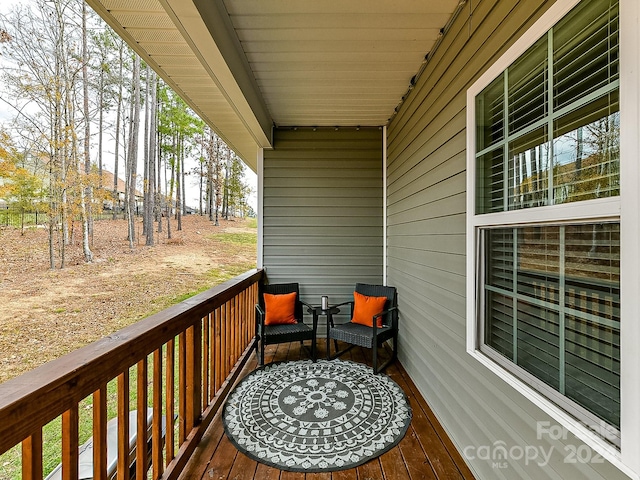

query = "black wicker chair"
[[326, 283, 398, 374], [255, 282, 317, 366]]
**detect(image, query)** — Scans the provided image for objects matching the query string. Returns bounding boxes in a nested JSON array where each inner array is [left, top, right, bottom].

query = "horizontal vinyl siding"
[[386, 1, 630, 479], [263, 127, 384, 323]]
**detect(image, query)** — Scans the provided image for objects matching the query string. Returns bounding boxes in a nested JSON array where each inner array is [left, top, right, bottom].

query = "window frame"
[[479, 221, 621, 437], [466, 0, 639, 476]]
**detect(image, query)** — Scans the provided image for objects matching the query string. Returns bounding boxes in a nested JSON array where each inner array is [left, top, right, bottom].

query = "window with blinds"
[[475, 0, 619, 215], [472, 0, 621, 441], [483, 224, 620, 429]]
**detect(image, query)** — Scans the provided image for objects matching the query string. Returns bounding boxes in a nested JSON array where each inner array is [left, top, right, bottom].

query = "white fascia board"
[[163, 0, 273, 149]]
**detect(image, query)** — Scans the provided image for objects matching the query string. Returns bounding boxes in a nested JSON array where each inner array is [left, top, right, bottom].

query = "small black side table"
[[307, 306, 340, 358]]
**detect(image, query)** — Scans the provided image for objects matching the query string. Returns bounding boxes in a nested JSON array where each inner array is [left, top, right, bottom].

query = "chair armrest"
[[332, 301, 352, 308], [299, 301, 321, 332], [255, 304, 266, 331], [373, 305, 398, 328]]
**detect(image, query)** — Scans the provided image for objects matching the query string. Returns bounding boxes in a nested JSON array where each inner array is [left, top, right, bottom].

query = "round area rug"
[[222, 359, 412, 472]]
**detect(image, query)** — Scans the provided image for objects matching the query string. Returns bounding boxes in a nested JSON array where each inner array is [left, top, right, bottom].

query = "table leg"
[[326, 313, 331, 359]]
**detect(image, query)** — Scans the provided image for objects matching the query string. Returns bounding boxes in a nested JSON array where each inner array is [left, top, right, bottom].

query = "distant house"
[[97, 168, 143, 212], [0, 158, 142, 213]]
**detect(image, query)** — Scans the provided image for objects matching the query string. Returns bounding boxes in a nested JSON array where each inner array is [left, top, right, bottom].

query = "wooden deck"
[[180, 340, 476, 480]]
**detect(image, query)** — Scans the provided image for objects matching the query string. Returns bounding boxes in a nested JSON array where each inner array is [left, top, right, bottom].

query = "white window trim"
[[465, 0, 640, 478], [619, 0, 640, 474]]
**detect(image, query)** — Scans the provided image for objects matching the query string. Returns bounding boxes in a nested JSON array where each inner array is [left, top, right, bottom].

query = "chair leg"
[[373, 339, 395, 374], [373, 345, 378, 374], [392, 333, 398, 361]]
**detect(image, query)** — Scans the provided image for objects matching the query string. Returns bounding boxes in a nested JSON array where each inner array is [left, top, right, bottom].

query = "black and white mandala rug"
[[222, 359, 412, 472]]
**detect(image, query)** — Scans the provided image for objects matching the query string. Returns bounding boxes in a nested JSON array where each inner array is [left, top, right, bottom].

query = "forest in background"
[[0, 0, 254, 269]]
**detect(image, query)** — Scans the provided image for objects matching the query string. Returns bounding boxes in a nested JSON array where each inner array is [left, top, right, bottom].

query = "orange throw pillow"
[[264, 292, 298, 325], [351, 291, 387, 327]]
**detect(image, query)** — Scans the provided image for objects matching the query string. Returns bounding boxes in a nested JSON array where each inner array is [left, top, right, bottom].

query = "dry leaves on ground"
[[0, 215, 257, 383]]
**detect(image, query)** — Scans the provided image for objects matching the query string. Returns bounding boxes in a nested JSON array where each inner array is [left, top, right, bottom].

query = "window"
[[483, 223, 620, 430], [468, 0, 620, 445]]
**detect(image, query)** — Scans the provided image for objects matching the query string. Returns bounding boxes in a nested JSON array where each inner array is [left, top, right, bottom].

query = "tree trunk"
[[146, 71, 157, 246], [113, 41, 124, 221], [167, 155, 175, 239], [223, 146, 231, 219], [127, 54, 141, 249], [143, 64, 150, 237], [98, 63, 104, 188], [80, 3, 93, 262], [176, 135, 182, 231], [181, 147, 186, 214]]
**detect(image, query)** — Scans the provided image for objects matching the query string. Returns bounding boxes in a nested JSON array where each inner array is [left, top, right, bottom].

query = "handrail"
[[0, 268, 264, 480]]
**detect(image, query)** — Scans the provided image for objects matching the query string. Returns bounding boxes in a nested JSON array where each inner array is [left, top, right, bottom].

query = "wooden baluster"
[[214, 307, 222, 393], [225, 302, 232, 376], [245, 287, 250, 347], [238, 290, 243, 352], [234, 295, 240, 362], [165, 338, 175, 465], [221, 303, 228, 380], [248, 285, 254, 347], [178, 332, 186, 444], [244, 287, 255, 345], [246, 288, 251, 346], [208, 313, 215, 401], [186, 323, 202, 432], [202, 313, 210, 410], [62, 405, 79, 480], [230, 296, 236, 364], [241, 292, 245, 353], [93, 385, 108, 480], [152, 348, 164, 479], [117, 371, 130, 480], [136, 358, 148, 480], [22, 430, 43, 480]]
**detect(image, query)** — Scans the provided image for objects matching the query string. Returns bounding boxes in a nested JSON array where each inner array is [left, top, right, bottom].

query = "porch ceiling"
[[85, 0, 464, 171]]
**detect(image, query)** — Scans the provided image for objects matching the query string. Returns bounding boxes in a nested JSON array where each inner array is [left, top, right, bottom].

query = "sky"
[[0, 0, 257, 212]]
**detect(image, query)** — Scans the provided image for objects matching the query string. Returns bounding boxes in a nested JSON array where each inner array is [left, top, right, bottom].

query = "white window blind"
[[483, 224, 620, 429], [474, 0, 619, 215]]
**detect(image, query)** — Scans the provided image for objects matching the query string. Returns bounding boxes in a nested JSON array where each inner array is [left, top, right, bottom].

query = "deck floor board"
[[180, 340, 475, 480]]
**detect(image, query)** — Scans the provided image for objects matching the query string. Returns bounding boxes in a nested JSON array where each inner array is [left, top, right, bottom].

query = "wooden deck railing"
[[0, 268, 264, 480]]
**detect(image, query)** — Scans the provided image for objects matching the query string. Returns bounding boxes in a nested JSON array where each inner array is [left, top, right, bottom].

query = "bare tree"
[[80, 2, 93, 262], [126, 54, 141, 249], [145, 69, 157, 246], [112, 37, 126, 219], [0, 0, 87, 268]]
